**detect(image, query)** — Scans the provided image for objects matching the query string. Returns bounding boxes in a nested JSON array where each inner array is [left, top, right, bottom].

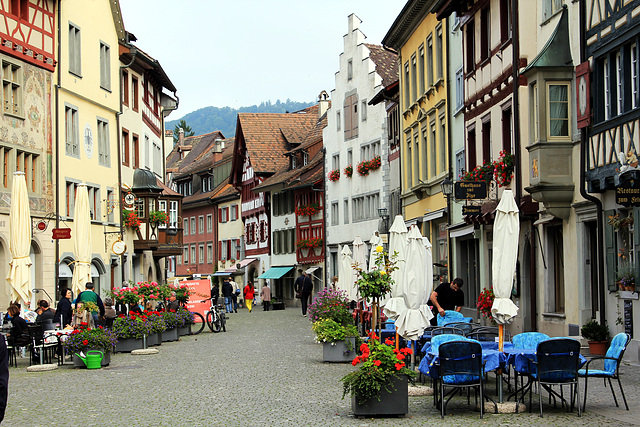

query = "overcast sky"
[[118, 0, 406, 118]]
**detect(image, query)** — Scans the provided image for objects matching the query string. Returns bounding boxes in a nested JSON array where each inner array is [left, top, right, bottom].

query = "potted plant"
[[341, 333, 416, 416], [313, 318, 359, 363], [170, 283, 193, 304], [161, 310, 180, 342], [307, 288, 353, 325], [175, 307, 194, 335], [581, 319, 610, 355], [476, 288, 496, 325], [63, 323, 117, 367], [328, 169, 340, 182], [145, 310, 166, 346], [112, 313, 153, 352], [122, 209, 141, 231], [461, 160, 494, 184], [492, 150, 515, 187], [110, 286, 140, 307], [148, 210, 169, 225]]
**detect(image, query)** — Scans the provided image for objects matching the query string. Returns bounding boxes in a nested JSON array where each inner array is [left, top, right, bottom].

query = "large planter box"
[[162, 328, 179, 342], [178, 324, 192, 336], [147, 332, 161, 346], [351, 374, 408, 417], [73, 349, 111, 368], [323, 338, 356, 363], [115, 338, 143, 353], [272, 302, 285, 310]]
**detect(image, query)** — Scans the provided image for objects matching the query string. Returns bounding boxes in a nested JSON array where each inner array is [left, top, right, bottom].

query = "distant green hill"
[[167, 99, 315, 139]]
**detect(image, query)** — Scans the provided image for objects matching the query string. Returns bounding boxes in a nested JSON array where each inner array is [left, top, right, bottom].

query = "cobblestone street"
[[4, 306, 640, 426]]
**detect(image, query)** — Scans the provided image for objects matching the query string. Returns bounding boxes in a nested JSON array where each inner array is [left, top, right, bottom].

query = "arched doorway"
[[91, 258, 107, 296]]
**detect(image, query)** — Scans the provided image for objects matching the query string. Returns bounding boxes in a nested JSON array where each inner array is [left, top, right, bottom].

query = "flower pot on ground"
[[323, 338, 357, 363], [313, 319, 360, 363], [351, 374, 409, 417], [162, 327, 178, 342], [62, 324, 117, 363], [308, 289, 353, 325], [112, 313, 153, 348], [581, 319, 610, 355]]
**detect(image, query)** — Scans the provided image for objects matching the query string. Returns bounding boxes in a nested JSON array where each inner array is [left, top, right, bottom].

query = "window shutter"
[[218, 208, 222, 222], [227, 240, 232, 260], [236, 238, 241, 259], [274, 231, 280, 255], [352, 94, 359, 137], [219, 241, 223, 260], [605, 209, 617, 292], [225, 207, 230, 222], [344, 96, 352, 139]]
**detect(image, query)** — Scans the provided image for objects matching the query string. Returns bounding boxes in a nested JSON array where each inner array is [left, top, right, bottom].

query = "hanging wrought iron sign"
[[616, 172, 640, 207], [462, 205, 481, 215], [454, 181, 488, 200]]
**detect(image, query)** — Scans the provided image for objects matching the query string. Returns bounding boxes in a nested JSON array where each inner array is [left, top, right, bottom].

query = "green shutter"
[[605, 209, 617, 291]]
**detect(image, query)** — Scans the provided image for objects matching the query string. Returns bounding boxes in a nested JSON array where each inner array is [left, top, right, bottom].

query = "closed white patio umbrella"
[[382, 215, 408, 320], [351, 236, 368, 272], [71, 184, 92, 296], [395, 225, 434, 341], [337, 245, 357, 302], [7, 172, 32, 307], [491, 189, 520, 338], [368, 231, 382, 271]]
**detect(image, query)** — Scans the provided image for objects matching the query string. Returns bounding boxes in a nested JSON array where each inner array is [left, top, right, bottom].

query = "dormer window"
[[291, 155, 297, 169], [303, 152, 309, 165]]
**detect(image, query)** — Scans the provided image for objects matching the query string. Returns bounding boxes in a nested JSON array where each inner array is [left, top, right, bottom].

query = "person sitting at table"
[[167, 292, 180, 311], [53, 288, 73, 328], [129, 303, 142, 314], [103, 297, 116, 319], [6, 305, 29, 347], [429, 277, 464, 326], [71, 302, 95, 328], [35, 300, 55, 324]]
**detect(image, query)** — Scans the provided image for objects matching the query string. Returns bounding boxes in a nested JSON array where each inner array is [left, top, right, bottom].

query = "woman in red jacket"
[[243, 282, 256, 313]]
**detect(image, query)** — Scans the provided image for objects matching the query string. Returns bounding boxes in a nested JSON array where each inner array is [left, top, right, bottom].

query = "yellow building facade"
[[384, 2, 451, 270], [55, 0, 124, 297]]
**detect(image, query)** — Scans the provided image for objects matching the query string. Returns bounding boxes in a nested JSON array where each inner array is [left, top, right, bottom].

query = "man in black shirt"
[[430, 277, 464, 324], [294, 272, 313, 316]]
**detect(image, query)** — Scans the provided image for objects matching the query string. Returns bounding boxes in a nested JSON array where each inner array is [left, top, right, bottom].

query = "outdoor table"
[[418, 344, 508, 379], [45, 329, 72, 365]]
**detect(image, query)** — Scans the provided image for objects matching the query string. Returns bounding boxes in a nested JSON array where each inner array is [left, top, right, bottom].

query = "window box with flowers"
[[295, 202, 320, 217], [148, 210, 169, 225], [461, 161, 494, 184], [328, 169, 340, 182], [356, 156, 382, 176], [493, 151, 515, 187], [122, 209, 141, 231], [344, 165, 353, 178]]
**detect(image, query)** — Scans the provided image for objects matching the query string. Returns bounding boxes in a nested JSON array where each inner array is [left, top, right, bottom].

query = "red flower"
[[395, 362, 404, 370], [373, 360, 381, 367], [352, 357, 360, 366], [385, 338, 394, 345], [81, 322, 87, 326], [82, 339, 89, 346], [396, 353, 405, 361]]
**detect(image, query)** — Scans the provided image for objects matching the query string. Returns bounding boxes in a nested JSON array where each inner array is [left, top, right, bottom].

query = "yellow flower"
[[376, 246, 383, 253], [380, 271, 386, 275]]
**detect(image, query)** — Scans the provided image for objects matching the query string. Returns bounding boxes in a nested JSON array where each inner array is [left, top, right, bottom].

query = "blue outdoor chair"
[[437, 310, 465, 326], [512, 332, 550, 349], [444, 322, 476, 336], [532, 338, 582, 417], [579, 332, 630, 412], [438, 340, 495, 419]]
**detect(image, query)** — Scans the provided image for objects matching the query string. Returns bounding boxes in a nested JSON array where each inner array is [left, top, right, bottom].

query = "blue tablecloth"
[[421, 340, 513, 355], [504, 348, 587, 373], [418, 348, 507, 378]]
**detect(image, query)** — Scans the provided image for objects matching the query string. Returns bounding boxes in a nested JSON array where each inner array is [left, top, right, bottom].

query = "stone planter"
[[73, 349, 111, 368], [178, 324, 192, 336], [146, 332, 161, 346], [351, 374, 408, 417], [162, 328, 179, 342], [115, 338, 144, 353], [323, 338, 356, 363]]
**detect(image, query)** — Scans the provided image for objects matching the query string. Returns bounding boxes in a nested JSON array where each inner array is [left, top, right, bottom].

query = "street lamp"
[[440, 177, 453, 198], [235, 241, 242, 270], [440, 177, 454, 282], [377, 207, 390, 233]]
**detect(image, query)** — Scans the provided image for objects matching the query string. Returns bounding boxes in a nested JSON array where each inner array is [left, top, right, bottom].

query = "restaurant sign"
[[615, 178, 640, 207], [52, 228, 72, 239], [462, 205, 481, 216], [454, 181, 487, 200]]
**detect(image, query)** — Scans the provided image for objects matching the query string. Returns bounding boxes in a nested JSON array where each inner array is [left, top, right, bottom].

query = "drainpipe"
[[54, 0, 61, 297], [445, 16, 453, 281], [578, 0, 605, 325], [512, 0, 522, 204]]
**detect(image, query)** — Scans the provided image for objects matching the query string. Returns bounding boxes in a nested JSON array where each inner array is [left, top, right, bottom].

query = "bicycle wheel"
[[221, 312, 226, 332], [191, 312, 205, 334], [207, 311, 222, 333]]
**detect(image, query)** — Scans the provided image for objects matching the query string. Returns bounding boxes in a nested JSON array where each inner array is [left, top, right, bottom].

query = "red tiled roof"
[[237, 105, 319, 174], [166, 131, 225, 172], [156, 178, 181, 196], [365, 43, 399, 87]]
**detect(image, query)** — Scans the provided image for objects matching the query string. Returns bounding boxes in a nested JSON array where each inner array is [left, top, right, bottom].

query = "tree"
[[173, 119, 195, 145]]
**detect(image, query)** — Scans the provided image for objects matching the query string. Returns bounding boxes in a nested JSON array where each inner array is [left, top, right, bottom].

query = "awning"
[[238, 258, 258, 268], [450, 224, 475, 239], [258, 266, 293, 279], [90, 263, 100, 278], [423, 208, 446, 223], [58, 262, 72, 278], [212, 271, 231, 277], [305, 266, 320, 274]]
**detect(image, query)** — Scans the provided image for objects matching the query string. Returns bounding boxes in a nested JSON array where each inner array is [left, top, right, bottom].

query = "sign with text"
[[462, 205, 482, 215], [179, 278, 211, 322], [52, 228, 71, 239], [615, 180, 640, 207], [454, 181, 487, 200]]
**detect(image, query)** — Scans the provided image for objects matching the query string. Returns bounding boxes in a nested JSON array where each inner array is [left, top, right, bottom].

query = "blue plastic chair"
[[532, 338, 581, 417], [512, 332, 550, 350], [437, 310, 465, 326], [444, 322, 476, 336], [438, 340, 494, 419], [579, 333, 630, 412]]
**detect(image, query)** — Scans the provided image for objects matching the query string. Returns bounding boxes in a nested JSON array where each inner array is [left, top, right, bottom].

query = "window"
[[543, 0, 563, 21], [207, 214, 213, 233], [604, 58, 610, 120], [134, 198, 144, 219], [231, 204, 238, 221], [430, 123, 436, 177], [2, 59, 22, 116], [198, 216, 204, 234], [406, 133, 413, 188], [336, 111, 341, 131], [190, 216, 196, 235], [500, 0, 512, 42], [436, 27, 443, 80], [343, 93, 359, 139], [16, 150, 38, 192], [347, 59, 353, 80], [343, 200, 349, 225], [456, 149, 466, 180], [632, 44, 638, 109], [455, 68, 464, 111], [183, 218, 188, 233], [65, 181, 75, 217], [480, 7, 490, 62], [97, 118, 110, 166], [158, 200, 167, 229], [467, 127, 477, 170], [427, 36, 434, 87], [351, 193, 380, 222], [122, 70, 129, 106], [131, 76, 139, 111], [169, 201, 178, 228], [68, 23, 81, 76], [548, 83, 570, 138], [190, 245, 196, 265], [411, 54, 418, 101], [404, 62, 411, 109], [183, 246, 189, 264], [199, 244, 204, 264], [65, 104, 79, 157], [122, 129, 129, 166], [1, 146, 10, 188], [466, 20, 475, 73], [331, 202, 339, 226], [360, 140, 380, 163], [207, 243, 213, 263], [153, 141, 161, 175], [132, 134, 139, 168], [502, 106, 512, 153], [418, 46, 425, 95], [144, 135, 150, 169], [347, 149, 353, 167], [416, 129, 423, 180], [439, 117, 446, 174], [99, 42, 110, 90], [532, 83, 539, 141], [482, 119, 491, 164], [616, 51, 623, 115], [86, 185, 100, 221], [361, 100, 367, 121], [332, 154, 340, 171]]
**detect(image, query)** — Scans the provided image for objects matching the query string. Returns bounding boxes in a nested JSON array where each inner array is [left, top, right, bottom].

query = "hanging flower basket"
[[328, 169, 340, 182], [122, 210, 141, 230], [344, 165, 353, 178], [493, 151, 515, 187]]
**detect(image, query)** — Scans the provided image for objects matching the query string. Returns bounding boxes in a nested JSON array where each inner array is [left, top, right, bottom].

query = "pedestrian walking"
[[230, 277, 240, 312], [222, 277, 233, 313], [294, 271, 313, 316], [75, 282, 105, 325], [260, 282, 271, 311], [244, 281, 255, 313]]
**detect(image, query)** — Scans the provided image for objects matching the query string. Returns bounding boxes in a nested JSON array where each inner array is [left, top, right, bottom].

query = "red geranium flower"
[[373, 360, 381, 367], [82, 339, 89, 346], [395, 362, 405, 370]]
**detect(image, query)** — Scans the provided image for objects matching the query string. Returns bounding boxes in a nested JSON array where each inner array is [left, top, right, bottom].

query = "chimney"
[[212, 138, 224, 163], [318, 90, 329, 118], [178, 128, 185, 145]]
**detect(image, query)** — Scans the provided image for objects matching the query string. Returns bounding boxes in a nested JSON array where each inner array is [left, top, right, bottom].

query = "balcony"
[[134, 226, 183, 257]]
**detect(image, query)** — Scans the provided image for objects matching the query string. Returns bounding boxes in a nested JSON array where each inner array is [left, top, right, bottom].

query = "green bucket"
[[85, 350, 104, 369]]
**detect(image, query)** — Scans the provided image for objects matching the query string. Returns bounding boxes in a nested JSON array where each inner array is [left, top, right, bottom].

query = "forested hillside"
[[167, 99, 315, 139]]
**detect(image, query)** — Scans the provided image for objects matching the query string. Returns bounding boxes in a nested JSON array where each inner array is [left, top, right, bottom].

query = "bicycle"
[[201, 297, 227, 333], [156, 300, 206, 335]]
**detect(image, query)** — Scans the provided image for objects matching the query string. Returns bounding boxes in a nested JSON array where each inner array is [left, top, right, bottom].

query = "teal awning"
[[258, 266, 293, 279]]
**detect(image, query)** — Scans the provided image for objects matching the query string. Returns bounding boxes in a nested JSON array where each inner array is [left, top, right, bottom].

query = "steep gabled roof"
[[254, 149, 324, 193], [236, 105, 319, 174], [365, 44, 399, 87], [166, 131, 225, 174], [289, 112, 327, 154]]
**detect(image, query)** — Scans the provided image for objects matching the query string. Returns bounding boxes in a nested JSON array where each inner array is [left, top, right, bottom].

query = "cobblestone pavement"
[[4, 306, 640, 426]]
